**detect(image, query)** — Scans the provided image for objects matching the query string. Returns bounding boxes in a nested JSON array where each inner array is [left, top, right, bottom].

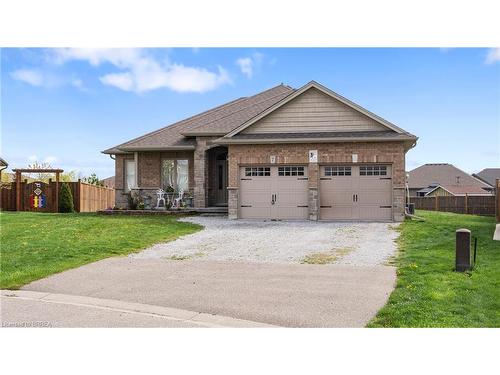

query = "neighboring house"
[[408, 163, 493, 197], [420, 184, 493, 197], [473, 168, 500, 191], [103, 81, 418, 221], [102, 176, 115, 189]]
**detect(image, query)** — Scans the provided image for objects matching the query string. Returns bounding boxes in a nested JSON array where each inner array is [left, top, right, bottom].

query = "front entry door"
[[216, 159, 228, 205]]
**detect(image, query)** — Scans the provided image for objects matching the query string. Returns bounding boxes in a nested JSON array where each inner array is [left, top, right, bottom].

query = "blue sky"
[[1, 48, 499, 178]]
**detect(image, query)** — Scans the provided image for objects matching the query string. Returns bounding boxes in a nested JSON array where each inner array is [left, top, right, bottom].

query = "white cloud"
[[10, 67, 85, 90], [51, 48, 142, 68], [236, 57, 253, 78], [28, 155, 38, 162], [51, 48, 231, 94], [236, 52, 265, 79], [10, 69, 43, 86], [485, 48, 500, 64], [99, 72, 134, 91], [164, 64, 230, 93]]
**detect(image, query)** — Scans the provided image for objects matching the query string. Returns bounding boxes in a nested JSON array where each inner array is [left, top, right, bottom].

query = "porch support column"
[[227, 146, 238, 219], [15, 170, 21, 211], [134, 152, 139, 189], [194, 138, 209, 208]]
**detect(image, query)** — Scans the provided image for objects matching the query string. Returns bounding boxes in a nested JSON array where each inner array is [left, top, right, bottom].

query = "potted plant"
[[183, 191, 194, 207], [165, 185, 175, 205]]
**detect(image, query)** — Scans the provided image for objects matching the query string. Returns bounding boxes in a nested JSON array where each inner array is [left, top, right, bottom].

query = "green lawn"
[[369, 211, 500, 327], [0, 212, 202, 289]]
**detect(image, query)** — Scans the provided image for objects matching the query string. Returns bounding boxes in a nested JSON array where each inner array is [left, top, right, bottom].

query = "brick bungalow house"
[[103, 81, 418, 221]]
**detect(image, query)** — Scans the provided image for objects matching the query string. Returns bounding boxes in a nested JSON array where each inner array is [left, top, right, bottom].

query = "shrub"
[[58, 182, 75, 213]]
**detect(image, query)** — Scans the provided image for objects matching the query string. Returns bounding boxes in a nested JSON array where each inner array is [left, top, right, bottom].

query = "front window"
[[125, 159, 136, 191], [162, 159, 189, 191]]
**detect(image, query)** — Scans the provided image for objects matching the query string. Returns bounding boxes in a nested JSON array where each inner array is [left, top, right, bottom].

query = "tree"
[[58, 182, 75, 213], [27, 161, 53, 181], [83, 173, 103, 186], [60, 170, 77, 182]]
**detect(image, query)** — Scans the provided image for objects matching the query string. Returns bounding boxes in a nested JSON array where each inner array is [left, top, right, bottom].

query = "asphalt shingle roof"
[[473, 168, 500, 187], [437, 185, 493, 195], [103, 84, 294, 153], [408, 163, 492, 189]]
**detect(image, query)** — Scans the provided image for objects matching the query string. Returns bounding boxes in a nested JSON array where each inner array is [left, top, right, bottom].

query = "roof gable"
[[424, 184, 493, 196], [225, 81, 415, 138]]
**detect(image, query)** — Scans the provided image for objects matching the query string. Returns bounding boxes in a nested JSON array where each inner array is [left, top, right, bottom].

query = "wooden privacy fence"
[[0, 180, 114, 213], [496, 179, 500, 222], [77, 182, 115, 212], [410, 195, 496, 216]]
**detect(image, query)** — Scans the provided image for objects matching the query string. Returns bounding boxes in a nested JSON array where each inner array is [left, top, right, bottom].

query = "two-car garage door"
[[238, 164, 392, 220]]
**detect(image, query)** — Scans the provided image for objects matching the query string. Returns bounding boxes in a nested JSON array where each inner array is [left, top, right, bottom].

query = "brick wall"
[[114, 151, 194, 208], [228, 142, 407, 221]]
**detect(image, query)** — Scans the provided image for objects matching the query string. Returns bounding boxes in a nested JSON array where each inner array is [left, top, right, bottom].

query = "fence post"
[[15, 170, 21, 211], [496, 179, 499, 222], [465, 194, 468, 214], [435, 196, 438, 211]]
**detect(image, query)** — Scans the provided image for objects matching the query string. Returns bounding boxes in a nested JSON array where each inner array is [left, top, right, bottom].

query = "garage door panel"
[[239, 166, 308, 220], [321, 187, 353, 206], [320, 206, 355, 220], [320, 164, 392, 221], [358, 205, 392, 220], [359, 177, 391, 190], [276, 206, 308, 220], [240, 179, 272, 205], [240, 206, 272, 219], [274, 171, 308, 219], [358, 190, 391, 205]]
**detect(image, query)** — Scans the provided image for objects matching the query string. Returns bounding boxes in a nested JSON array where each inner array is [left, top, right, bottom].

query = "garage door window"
[[245, 167, 270, 176], [324, 166, 351, 176], [360, 165, 387, 176], [278, 166, 305, 176]]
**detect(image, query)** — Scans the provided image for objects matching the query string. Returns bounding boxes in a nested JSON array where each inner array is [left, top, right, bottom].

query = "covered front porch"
[[114, 144, 228, 210]]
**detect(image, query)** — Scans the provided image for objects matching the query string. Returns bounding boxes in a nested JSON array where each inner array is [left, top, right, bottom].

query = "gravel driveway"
[[132, 216, 399, 266]]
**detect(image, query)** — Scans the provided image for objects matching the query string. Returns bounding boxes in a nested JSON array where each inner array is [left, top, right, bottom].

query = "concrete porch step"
[[194, 206, 228, 214]]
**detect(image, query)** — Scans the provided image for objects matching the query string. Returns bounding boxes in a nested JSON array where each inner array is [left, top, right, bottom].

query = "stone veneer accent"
[[227, 142, 407, 222], [227, 188, 238, 219]]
